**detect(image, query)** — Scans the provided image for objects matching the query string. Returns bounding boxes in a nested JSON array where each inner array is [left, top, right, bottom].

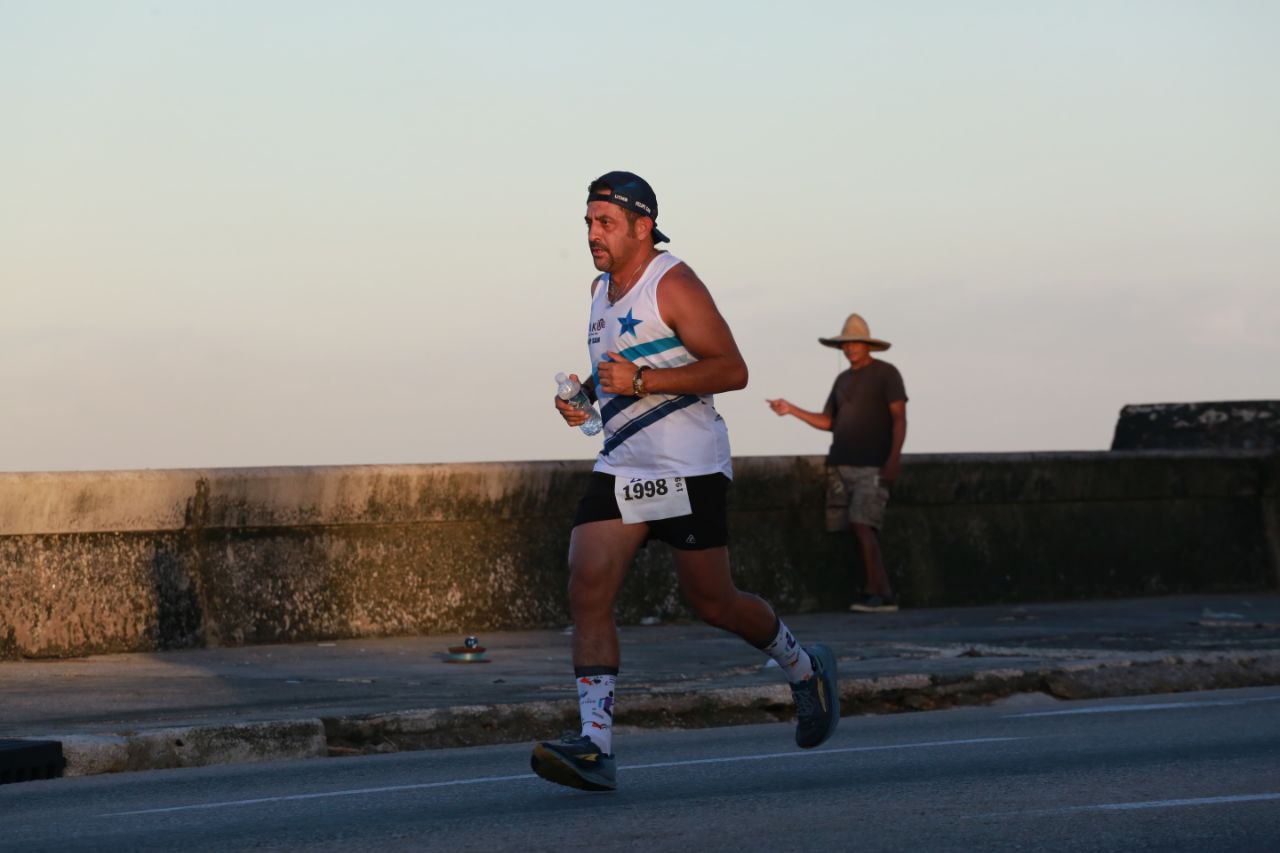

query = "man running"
[[531, 171, 839, 792]]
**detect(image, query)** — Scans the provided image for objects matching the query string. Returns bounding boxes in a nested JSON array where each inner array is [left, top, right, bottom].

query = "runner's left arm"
[[595, 264, 747, 397]]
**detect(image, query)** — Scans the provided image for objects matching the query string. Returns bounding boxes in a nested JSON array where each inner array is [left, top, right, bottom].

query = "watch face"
[[632, 367, 648, 397]]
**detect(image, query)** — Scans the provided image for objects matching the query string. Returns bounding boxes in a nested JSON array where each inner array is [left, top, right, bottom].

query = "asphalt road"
[[4, 686, 1279, 852]]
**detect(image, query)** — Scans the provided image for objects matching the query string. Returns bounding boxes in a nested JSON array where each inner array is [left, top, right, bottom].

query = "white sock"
[[576, 672, 616, 754], [762, 619, 813, 683]]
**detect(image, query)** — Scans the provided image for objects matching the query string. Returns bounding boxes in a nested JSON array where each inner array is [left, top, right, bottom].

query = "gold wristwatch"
[[632, 365, 651, 397]]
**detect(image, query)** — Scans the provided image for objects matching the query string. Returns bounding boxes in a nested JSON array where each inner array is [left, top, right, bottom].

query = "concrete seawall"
[[2, 452, 1277, 660]]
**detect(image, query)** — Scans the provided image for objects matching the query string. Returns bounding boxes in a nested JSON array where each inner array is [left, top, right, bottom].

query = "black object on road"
[[1, 739, 65, 785]]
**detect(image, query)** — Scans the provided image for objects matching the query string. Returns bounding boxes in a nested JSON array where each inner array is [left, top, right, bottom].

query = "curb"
[[18, 650, 1280, 781], [47, 720, 328, 778]]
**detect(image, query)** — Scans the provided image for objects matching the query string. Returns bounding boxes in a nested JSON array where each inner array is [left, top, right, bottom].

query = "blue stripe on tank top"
[[599, 386, 697, 423], [600, 394, 641, 423], [601, 394, 702, 457], [618, 336, 684, 361]]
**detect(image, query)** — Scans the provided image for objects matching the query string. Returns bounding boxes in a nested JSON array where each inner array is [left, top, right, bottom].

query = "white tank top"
[[586, 252, 733, 479]]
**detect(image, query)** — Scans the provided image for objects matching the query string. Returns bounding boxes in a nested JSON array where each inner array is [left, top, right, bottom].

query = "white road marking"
[[1005, 694, 1280, 718], [100, 773, 537, 817], [99, 736, 1024, 818], [625, 737, 1023, 771], [972, 792, 1280, 818]]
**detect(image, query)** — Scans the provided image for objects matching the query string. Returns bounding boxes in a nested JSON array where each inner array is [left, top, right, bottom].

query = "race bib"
[[615, 476, 692, 524]]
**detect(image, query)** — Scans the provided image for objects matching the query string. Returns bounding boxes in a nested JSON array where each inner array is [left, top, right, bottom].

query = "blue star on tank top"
[[617, 309, 643, 336]]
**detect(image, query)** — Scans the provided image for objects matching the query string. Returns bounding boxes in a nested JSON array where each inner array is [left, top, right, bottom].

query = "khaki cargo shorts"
[[825, 465, 889, 531]]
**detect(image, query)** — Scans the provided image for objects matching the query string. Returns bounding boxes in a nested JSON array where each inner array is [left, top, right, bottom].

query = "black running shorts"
[[571, 472, 730, 550]]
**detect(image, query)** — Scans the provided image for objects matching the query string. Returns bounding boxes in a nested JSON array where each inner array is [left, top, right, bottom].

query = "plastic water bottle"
[[555, 372, 603, 436]]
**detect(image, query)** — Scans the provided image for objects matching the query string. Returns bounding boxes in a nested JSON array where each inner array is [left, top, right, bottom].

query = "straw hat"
[[819, 313, 891, 351]]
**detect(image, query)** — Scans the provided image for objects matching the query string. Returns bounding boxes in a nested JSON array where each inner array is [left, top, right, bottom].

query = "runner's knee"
[[567, 562, 619, 612], [688, 590, 739, 630]]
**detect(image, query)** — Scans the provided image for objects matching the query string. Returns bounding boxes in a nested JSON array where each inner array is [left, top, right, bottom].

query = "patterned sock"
[[575, 668, 617, 754], [761, 618, 813, 683]]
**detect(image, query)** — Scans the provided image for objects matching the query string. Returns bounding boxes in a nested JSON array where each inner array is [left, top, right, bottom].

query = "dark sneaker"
[[849, 594, 899, 613], [531, 734, 617, 792], [790, 644, 839, 749]]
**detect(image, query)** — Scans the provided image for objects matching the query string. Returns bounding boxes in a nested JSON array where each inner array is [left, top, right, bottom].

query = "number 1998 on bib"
[[615, 476, 691, 523]]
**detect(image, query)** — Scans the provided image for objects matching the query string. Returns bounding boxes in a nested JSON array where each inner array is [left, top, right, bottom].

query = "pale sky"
[[3, 0, 1277, 472]]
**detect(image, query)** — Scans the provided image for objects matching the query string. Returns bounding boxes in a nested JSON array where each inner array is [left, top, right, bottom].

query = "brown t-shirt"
[[823, 360, 908, 466]]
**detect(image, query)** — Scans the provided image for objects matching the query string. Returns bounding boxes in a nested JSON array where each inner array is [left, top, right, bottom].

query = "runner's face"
[[585, 200, 645, 272]]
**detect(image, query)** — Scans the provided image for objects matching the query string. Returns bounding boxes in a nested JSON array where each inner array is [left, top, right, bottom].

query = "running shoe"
[[849, 594, 899, 613], [530, 734, 617, 792], [790, 644, 839, 749]]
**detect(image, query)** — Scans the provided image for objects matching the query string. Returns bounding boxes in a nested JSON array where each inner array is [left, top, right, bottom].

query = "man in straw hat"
[[767, 313, 908, 613]]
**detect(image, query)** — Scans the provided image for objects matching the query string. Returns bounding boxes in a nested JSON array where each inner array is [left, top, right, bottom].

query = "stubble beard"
[[590, 244, 614, 272]]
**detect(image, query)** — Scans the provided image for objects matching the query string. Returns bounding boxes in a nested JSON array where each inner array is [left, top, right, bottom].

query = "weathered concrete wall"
[[1261, 452, 1280, 592], [877, 451, 1277, 605], [0, 464, 587, 658], [1112, 401, 1280, 450], [1, 452, 1276, 659]]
